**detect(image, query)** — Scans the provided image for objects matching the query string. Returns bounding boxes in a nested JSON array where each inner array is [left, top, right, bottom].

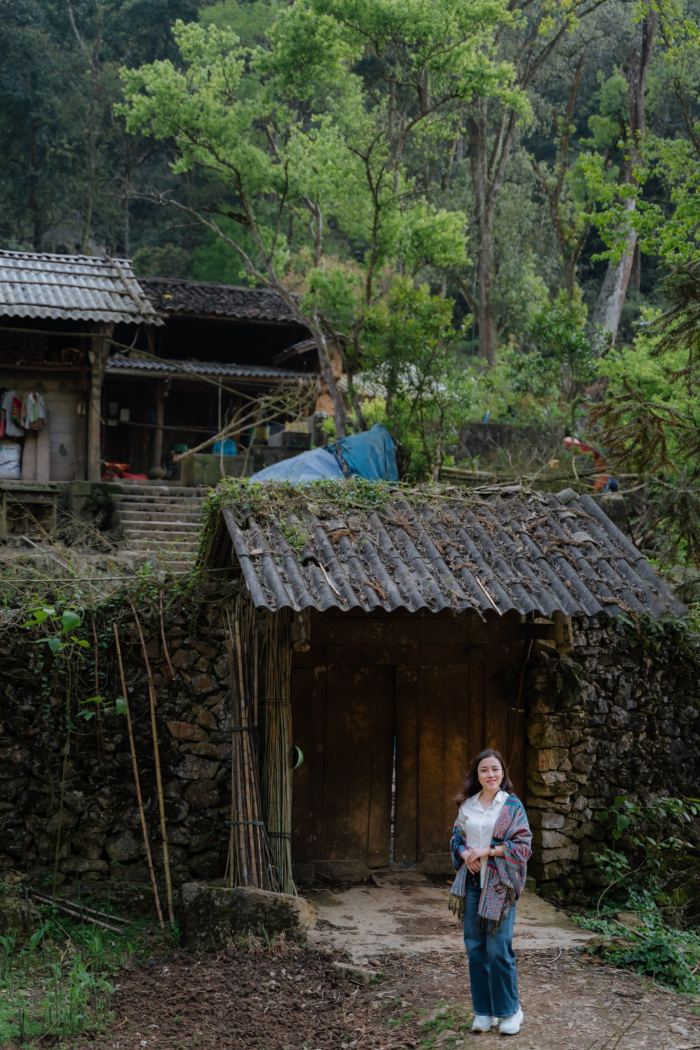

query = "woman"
[[449, 749, 531, 1036]]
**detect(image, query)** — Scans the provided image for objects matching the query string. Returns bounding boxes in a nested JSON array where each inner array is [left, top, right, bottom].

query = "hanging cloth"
[[1, 390, 24, 437], [21, 391, 47, 431]]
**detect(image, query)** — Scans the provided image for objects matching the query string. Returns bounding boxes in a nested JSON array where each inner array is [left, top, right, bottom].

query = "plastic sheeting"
[[250, 424, 399, 483]]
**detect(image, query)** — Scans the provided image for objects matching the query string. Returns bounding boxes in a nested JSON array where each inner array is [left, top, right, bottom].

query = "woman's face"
[[477, 756, 503, 792]]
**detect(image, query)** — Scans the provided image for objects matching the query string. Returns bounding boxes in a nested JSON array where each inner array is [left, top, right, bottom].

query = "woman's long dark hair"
[[455, 748, 513, 806]]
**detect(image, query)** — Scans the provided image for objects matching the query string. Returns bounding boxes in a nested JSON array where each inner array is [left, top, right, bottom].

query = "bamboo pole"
[[159, 590, 176, 681], [225, 598, 277, 892], [128, 600, 175, 927], [261, 611, 296, 895], [113, 621, 164, 929]]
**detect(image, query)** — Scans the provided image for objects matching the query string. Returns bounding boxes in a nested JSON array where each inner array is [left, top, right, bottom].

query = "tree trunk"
[[469, 108, 499, 365], [591, 8, 658, 344], [476, 220, 498, 365]]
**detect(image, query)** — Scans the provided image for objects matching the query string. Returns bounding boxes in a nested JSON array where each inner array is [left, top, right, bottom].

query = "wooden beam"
[[152, 379, 167, 470], [87, 325, 113, 481]]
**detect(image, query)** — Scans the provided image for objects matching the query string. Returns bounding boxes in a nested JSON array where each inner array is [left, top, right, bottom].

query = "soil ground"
[[66, 873, 700, 1050]]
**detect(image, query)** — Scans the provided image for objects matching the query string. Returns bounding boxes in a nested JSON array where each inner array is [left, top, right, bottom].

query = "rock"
[[106, 830, 142, 863], [192, 641, 219, 658], [539, 829, 573, 849], [165, 798, 190, 824], [187, 850, 224, 879], [180, 883, 316, 950], [528, 811, 566, 830], [184, 780, 221, 810], [189, 742, 228, 760], [175, 755, 221, 781], [166, 721, 206, 742], [60, 857, 110, 875], [535, 748, 571, 772], [0, 891, 41, 941], [193, 706, 218, 730], [616, 910, 645, 930], [171, 648, 196, 670], [191, 674, 218, 695]]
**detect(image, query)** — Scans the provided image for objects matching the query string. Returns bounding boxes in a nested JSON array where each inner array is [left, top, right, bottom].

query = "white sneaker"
[[471, 1014, 499, 1033], [499, 1007, 523, 1035]]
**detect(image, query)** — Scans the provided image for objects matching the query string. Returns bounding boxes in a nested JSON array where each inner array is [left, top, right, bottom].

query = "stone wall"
[[0, 584, 238, 895], [0, 596, 698, 898], [526, 619, 700, 889]]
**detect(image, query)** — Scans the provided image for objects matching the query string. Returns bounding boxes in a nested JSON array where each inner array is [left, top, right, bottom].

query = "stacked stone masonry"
[[0, 598, 698, 896], [526, 621, 700, 888]]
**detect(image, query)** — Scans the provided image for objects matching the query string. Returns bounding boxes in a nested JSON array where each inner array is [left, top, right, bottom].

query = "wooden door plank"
[[291, 664, 327, 862], [416, 667, 448, 859], [394, 665, 419, 863], [365, 666, 394, 867]]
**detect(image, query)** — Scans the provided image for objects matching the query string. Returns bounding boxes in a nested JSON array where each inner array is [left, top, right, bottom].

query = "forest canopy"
[[0, 0, 698, 565]]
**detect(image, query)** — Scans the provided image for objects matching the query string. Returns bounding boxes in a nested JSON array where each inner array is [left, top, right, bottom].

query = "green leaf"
[[47, 637, 63, 654], [115, 697, 128, 716], [62, 610, 82, 631]]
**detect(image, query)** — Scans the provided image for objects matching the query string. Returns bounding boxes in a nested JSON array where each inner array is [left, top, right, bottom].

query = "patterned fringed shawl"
[[449, 794, 532, 932]]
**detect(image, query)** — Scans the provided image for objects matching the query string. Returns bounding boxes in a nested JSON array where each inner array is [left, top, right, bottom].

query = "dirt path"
[[69, 944, 700, 1050], [68, 875, 700, 1050]]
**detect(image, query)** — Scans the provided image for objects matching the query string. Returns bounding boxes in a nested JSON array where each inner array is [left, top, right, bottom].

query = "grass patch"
[[573, 910, 700, 995], [0, 901, 168, 1046], [415, 1002, 469, 1049]]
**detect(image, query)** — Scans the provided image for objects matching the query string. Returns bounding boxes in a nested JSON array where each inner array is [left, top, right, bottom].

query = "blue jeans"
[[463, 879, 519, 1018]]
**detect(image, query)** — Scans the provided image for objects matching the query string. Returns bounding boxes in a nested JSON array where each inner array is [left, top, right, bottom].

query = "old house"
[[0, 250, 319, 539], [0, 480, 695, 895], [0, 249, 161, 486], [203, 481, 692, 886], [103, 277, 317, 482]]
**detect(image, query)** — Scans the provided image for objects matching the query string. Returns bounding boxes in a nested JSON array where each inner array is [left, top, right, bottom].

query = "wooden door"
[[291, 619, 526, 870], [291, 663, 394, 866], [394, 660, 525, 865]]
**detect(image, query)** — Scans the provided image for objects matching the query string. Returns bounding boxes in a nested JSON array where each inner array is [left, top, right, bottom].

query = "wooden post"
[[87, 325, 113, 481], [552, 611, 574, 654], [152, 379, 167, 472]]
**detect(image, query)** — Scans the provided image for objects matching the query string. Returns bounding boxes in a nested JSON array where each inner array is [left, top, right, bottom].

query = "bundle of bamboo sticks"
[[261, 610, 296, 896], [225, 600, 278, 891]]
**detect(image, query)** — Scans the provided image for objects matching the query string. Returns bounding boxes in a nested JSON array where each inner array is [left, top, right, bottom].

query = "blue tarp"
[[249, 423, 399, 483]]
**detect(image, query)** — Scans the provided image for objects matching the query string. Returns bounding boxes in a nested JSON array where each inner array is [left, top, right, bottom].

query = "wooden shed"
[[204, 480, 685, 881]]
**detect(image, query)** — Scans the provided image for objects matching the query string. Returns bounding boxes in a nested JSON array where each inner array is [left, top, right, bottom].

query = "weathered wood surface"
[[291, 612, 526, 869]]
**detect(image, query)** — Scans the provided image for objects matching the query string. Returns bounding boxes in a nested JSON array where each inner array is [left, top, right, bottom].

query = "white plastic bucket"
[[0, 443, 21, 479]]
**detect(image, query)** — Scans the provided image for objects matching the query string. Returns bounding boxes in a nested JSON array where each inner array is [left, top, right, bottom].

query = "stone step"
[[114, 499, 204, 515], [114, 495, 206, 508], [122, 525, 199, 541], [120, 518, 202, 532], [126, 538, 200, 553], [112, 483, 209, 498]]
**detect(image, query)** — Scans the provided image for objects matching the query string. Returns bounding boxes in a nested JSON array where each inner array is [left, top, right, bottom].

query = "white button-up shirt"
[[457, 789, 508, 885]]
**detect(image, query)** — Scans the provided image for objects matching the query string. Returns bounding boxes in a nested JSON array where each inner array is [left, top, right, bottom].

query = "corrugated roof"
[[107, 353, 313, 382], [205, 482, 685, 618], [0, 250, 162, 325], [140, 277, 301, 325]]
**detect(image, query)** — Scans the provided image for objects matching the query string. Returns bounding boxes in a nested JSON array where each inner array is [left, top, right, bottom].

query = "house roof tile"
[[0, 250, 161, 325], [204, 481, 685, 619]]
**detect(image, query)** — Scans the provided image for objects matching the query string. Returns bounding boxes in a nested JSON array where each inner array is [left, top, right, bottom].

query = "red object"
[[563, 436, 609, 491], [101, 461, 148, 481]]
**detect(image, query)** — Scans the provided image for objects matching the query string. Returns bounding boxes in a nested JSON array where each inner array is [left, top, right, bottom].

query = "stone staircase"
[[112, 483, 209, 572]]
